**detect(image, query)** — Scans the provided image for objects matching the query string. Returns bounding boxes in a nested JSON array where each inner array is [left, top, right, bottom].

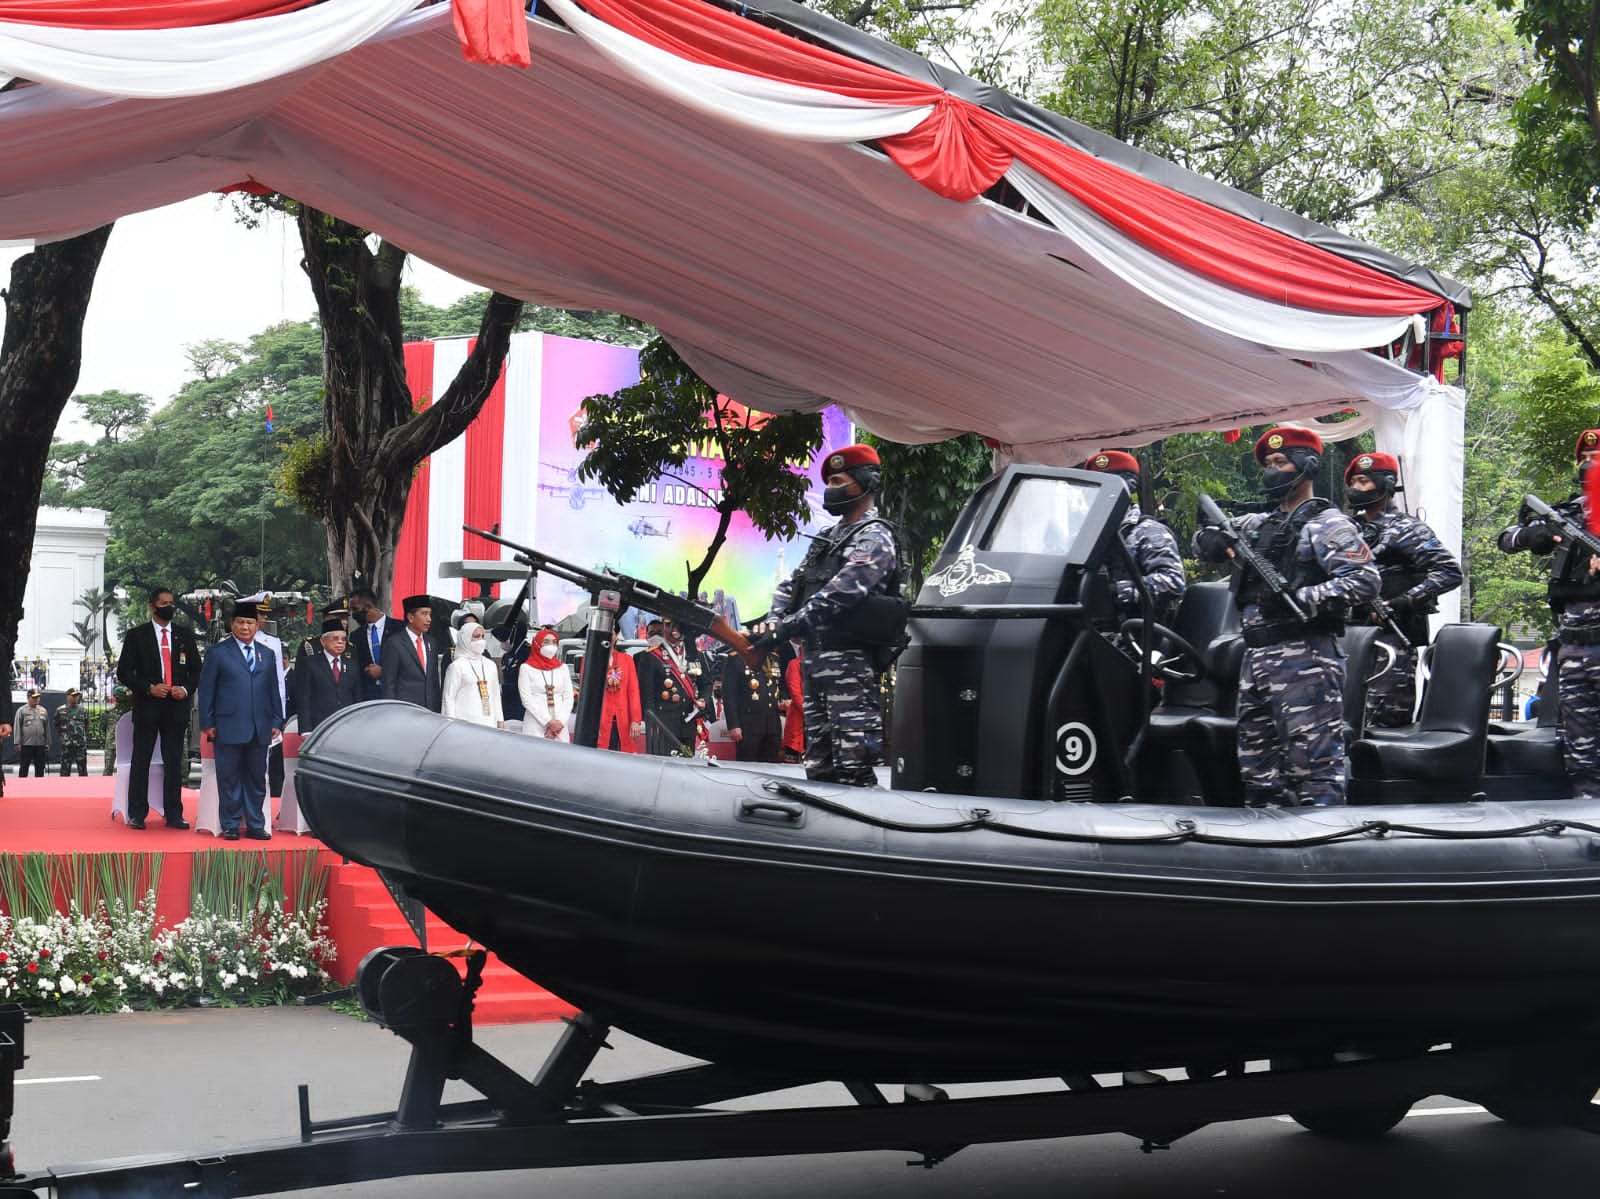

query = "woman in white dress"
[[441, 622, 504, 728], [518, 627, 574, 741]]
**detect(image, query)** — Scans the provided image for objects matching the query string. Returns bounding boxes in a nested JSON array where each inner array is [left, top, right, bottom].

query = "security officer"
[[1344, 451, 1463, 727], [1498, 427, 1600, 794], [721, 623, 785, 762], [757, 444, 901, 787], [1080, 450, 1186, 624], [53, 688, 90, 776], [1194, 426, 1379, 807]]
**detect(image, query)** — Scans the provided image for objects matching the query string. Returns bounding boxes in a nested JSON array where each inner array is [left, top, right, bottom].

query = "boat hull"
[[297, 703, 1600, 1081]]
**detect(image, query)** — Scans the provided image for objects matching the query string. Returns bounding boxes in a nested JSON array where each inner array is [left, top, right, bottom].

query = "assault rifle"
[[1364, 597, 1411, 644], [1521, 494, 1600, 561], [464, 525, 755, 746], [1197, 493, 1309, 622]]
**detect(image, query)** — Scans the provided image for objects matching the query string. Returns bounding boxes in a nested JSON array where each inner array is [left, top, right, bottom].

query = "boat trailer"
[[3, 947, 1599, 1197]]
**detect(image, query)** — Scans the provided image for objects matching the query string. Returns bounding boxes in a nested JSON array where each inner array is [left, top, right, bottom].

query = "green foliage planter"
[[0, 851, 336, 1014]]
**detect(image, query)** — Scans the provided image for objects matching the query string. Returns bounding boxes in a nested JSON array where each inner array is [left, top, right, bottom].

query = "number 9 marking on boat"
[[1055, 722, 1097, 776]]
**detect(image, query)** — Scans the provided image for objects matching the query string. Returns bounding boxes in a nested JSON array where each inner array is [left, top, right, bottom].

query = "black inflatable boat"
[[295, 465, 1600, 1086]]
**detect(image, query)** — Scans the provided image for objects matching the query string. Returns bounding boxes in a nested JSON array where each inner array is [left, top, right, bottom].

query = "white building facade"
[[15, 506, 109, 670]]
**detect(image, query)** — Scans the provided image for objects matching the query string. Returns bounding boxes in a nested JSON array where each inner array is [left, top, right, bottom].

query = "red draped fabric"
[[578, 0, 1443, 318], [0, 0, 314, 25], [462, 338, 508, 596], [451, 0, 529, 67], [393, 340, 436, 604]]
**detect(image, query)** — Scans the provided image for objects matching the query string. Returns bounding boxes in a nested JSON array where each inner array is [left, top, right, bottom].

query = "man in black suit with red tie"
[[383, 595, 443, 711], [291, 610, 359, 733], [115, 586, 203, 829]]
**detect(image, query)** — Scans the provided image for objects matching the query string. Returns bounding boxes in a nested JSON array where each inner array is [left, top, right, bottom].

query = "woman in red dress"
[[782, 649, 805, 763], [597, 644, 644, 753]]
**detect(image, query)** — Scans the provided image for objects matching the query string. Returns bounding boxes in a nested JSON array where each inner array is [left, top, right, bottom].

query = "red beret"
[[821, 444, 879, 478], [1344, 451, 1399, 483], [1081, 450, 1140, 476], [1576, 429, 1600, 460], [1254, 426, 1323, 464]]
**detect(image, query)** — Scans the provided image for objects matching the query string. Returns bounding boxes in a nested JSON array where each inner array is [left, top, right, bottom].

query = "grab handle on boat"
[[739, 798, 806, 826]]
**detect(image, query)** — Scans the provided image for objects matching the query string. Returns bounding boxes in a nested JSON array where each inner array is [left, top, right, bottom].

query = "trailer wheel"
[[1289, 1101, 1412, 1140]]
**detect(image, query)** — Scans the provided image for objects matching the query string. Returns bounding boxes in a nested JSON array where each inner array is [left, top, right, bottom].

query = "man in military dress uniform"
[[1344, 451, 1463, 727], [1499, 427, 1600, 794], [1194, 426, 1379, 807], [53, 688, 90, 776], [637, 618, 710, 755], [721, 622, 785, 762], [1081, 450, 1186, 624], [756, 444, 901, 787]]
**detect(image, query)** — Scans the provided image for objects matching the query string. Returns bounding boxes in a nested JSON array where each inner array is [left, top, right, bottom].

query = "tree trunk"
[[295, 206, 524, 604], [0, 225, 114, 684]]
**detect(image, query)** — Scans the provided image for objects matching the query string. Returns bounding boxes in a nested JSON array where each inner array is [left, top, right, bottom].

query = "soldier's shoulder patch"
[[1325, 527, 1371, 560]]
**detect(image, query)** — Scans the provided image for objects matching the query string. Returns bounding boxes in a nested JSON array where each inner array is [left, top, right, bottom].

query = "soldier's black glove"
[[1194, 527, 1229, 560], [1388, 593, 1414, 615], [1519, 524, 1558, 555], [745, 625, 789, 657]]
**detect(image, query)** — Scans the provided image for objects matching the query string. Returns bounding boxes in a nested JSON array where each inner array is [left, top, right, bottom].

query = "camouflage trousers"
[[1557, 642, 1600, 795], [58, 748, 88, 776], [1363, 633, 1418, 729], [1236, 633, 1347, 807], [801, 648, 883, 787]]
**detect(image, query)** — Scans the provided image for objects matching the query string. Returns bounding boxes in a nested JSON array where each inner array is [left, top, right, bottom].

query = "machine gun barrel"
[[462, 525, 753, 658], [1521, 494, 1600, 561], [1197, 493, 1309, 622]]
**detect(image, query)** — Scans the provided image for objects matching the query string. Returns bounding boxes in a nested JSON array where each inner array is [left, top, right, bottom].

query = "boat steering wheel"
[[1119, 618, 1207, 683]]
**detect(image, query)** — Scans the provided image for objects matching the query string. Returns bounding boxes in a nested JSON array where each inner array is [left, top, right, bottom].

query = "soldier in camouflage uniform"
[[1195, 426, 1380, 807], [1498, 427, 1600, 795], [53, 688, 90, 776], [756, 444, 900, 787], [1081, 450, 1186, 624], [1344, 451, 1462, 727]]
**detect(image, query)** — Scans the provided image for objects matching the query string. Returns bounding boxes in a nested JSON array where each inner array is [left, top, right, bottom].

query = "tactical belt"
[[1560, 625, 1600, 647], [1242, 618, 1345, 648]]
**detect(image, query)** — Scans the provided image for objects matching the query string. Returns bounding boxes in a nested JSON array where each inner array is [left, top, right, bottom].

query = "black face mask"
[[822, 484, 858, 515], [1261, 467, 1299, 500], [153, 604, 176, 621], [1346, 486, 1381, 510], [1578, 460, 1595, 491]]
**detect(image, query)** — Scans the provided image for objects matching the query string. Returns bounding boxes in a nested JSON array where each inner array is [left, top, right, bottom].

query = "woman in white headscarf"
[[441, 622, 504, 728], [518, 626, 575, 741]]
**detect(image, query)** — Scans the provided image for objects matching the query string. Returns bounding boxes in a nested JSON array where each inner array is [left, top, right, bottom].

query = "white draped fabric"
[[0, 0, 423, 96]]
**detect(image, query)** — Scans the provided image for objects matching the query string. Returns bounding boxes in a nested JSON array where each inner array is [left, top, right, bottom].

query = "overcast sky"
[[2, 195, 482, 438]]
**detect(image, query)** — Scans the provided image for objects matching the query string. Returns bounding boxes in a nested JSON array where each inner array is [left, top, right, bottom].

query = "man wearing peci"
[[199, 601, 283, 840], [384, 595, 443, 711], [116, 586, 203, 830], [291, 608, 359, 733]]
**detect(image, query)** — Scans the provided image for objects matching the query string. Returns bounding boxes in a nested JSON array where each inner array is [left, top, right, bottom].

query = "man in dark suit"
[[198, 601, 284, 841], [291, 610, 358, 733], [383, 595, 442, 711], [720, 630, 785, 762], [116, 586, 203, 830], [348, 586, 396, 702]]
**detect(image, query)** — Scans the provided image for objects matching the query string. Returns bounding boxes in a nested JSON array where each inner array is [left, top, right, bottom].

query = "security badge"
[[1267, 433, 1284, 450], [828, 453, 844, 471], [1357, 455, 1373, 470], [1587, 431, 1599, 448], [1094, 454, 1109, 468]]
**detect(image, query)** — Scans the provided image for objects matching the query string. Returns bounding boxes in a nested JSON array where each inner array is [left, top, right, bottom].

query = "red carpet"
[[0, 775, 571, 1025]]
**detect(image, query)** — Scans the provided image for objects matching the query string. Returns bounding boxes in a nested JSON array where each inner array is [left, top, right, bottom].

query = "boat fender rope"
[[760, 781, 1600, 848]]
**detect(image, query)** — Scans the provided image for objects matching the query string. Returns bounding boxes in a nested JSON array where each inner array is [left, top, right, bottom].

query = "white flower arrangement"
[[0, 894, 337, 1015]]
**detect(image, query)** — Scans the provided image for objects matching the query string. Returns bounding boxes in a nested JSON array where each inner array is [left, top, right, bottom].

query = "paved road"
[[11, 1008, 1600, 1197]]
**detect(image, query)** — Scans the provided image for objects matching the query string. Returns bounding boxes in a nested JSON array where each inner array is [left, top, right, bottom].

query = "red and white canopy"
[[0, 0, 1465, 477]]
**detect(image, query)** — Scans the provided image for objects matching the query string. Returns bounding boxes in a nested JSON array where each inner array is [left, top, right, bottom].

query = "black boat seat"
[[1487, 642, 1564, 778], [1349, 623, 1500, 787], [1142, 582, 1244, 806], [1339, 624, 1385, 744]]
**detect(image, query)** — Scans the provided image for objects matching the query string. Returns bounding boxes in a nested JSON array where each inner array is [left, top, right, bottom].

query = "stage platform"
[[0, 775, 571, 1025]]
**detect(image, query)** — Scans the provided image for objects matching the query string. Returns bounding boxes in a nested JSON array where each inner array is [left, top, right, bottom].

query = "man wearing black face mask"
[[1499, 427, 1600, 794], [116, 586, 203, 829], [1344, 451, 1462, 727], [758, 444, 902, 786], [1194, 427, 1379, 807]]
